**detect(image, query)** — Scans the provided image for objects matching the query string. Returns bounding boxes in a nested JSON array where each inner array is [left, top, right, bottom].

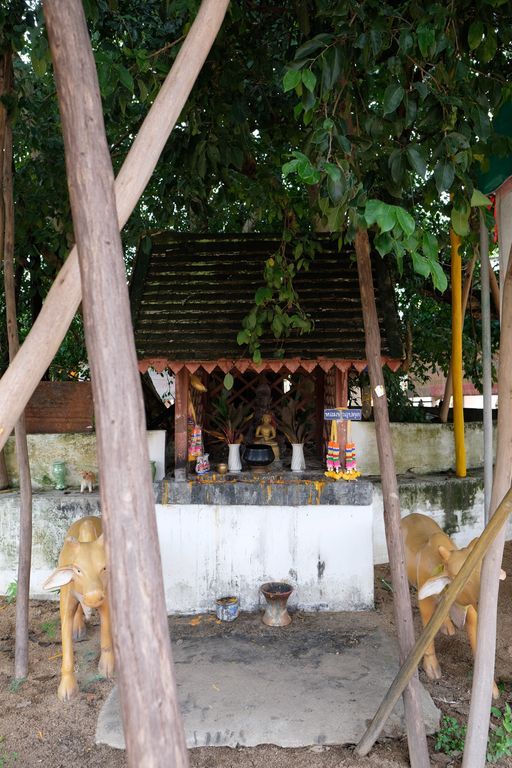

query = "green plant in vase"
[[276, 397, 313, 471], [206, 395, 253, 472]]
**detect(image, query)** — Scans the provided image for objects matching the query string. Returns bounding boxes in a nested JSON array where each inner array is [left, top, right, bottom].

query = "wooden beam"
[[354, 228, 429, 768], [1, 51, 33, 681], [0, 0, 230, 453], [174, 368, 189, 481], [462, 239, 512, 766], [43, 2, 190, 765]]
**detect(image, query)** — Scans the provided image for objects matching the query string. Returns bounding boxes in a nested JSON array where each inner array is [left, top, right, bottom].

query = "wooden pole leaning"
[[355, 228, 430, 768], [44, 1, 193, 765], [355, 485, 512, 757], [0, 0, 229, 452]]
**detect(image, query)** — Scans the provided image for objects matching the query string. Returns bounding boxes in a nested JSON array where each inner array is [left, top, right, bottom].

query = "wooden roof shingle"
[[129, 233, 404, 370]]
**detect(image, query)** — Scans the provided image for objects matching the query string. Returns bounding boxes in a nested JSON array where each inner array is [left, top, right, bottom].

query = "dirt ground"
[[2, 544, 512, 768]]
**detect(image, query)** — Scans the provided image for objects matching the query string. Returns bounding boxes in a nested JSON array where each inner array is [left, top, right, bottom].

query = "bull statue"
[[401, 512, 506, 699], [42, 516, 113, 700]]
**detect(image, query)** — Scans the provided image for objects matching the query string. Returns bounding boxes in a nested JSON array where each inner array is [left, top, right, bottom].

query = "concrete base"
[[96, 627, 439, 749]]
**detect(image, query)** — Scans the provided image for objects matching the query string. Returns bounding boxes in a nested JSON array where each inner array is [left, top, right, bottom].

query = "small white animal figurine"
[[80, 471, 96, 493]]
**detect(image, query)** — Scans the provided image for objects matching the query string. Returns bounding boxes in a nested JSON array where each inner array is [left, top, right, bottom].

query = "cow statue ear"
[[438, 545, 452, 564], [418, 574, 451, 600], [42, 567, 74, 591]]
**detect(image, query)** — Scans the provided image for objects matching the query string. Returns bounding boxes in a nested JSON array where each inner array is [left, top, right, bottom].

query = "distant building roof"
[[129, 232, 404, 373]]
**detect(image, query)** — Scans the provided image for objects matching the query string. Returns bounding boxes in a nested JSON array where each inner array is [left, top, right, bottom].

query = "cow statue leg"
[[58, 584, 79, 700], [98, 600, 114, 679], [418, 594, 442, 680], [72, 603, 86, 641]]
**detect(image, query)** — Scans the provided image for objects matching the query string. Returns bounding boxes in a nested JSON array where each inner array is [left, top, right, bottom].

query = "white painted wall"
[[156, 503, 374, 614], [2, 496, 374, 613], [352, 421, 494, 475]]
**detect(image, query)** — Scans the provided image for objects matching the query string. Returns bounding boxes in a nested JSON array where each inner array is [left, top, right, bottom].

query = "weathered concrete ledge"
[[158, 472, 373, 506]]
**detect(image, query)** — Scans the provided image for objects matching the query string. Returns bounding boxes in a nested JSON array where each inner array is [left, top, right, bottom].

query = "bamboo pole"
[[354, 228, 430, 768], [0, 0, 230, 452], [450, 230, 466, 476], [44, 1, 191, 764], [439, 250, 477, 423], [356, 483, 512, 757]]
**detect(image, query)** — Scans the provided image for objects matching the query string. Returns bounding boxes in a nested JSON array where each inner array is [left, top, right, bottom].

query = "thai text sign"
[[324, 408, 362, 421]]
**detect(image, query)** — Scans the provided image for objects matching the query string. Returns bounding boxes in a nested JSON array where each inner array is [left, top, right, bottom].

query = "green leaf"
[[118, 65, 134, 92], [433, 161, 455, 193], [417, 24, 435, 58], [374, 231, 393, 257], [323, 162, 341, 182], [422, 231, 438, 261], [395, 207, 415, 237], [468, 20, 484, 50], [406, 145, 427, 178], [237, 329, 251, 346], [302, 69, 317, 93], [223, 373, 234, 390], [412, 252, 430, 278], [282, 158, 300, 177], [470, 189, 491, 207], [383, 84, 405, 115], [364, 199, 387, 226], [479, 29, 497, 63], [376, 205, 397, 233], [294, 33, 333, 60], [327, 177, 344, 203], [252, 348, 262, 364], [389, 151, 405, 185], [451, 206, 470, 237], [283, 69, 302, 92], [429, 259, 448, 292], [255, 286, 272, 305]]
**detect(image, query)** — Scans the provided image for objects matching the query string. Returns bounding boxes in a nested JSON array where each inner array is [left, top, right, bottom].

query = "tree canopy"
[[1, 0, 510, 389]]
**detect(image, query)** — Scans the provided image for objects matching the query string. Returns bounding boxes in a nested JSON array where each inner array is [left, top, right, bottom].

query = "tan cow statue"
[[401, 512, 506, 699], [42, 516, 113, 700]]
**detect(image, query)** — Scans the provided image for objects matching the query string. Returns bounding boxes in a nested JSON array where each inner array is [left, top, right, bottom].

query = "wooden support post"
[[354, 229, 429, 768], [462, 241, 512, 766], [1, 50, 32, 681], [450, 230, 466, 476], [43, 2, 189, 765], [334, 368, 348, 448], [0, 0, 229, 453], [174, 368, 189, 481], [315, 368, 325, 456], [356, 483, 512, 756]]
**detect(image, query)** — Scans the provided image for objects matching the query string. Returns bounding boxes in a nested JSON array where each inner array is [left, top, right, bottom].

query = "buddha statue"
[[254, 412, 280, 460]]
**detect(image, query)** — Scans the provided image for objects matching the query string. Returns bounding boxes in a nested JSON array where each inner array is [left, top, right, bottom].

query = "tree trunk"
[[0, 50, 32, 681], [0, 0, 229, 453], [462, 242, 512, 767], [43, 1, 195, 764], [353, 229, 429, 767]]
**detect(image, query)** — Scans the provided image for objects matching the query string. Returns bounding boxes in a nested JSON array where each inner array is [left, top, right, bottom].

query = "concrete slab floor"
[[96, 621, 439, 750]]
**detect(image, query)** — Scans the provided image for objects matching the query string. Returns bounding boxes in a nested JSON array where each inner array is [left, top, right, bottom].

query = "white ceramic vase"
[[291, 443, 306, 472], [228, 443, 242, 472]]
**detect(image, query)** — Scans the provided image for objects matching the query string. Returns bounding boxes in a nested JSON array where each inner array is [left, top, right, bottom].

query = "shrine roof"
[[129, 232, 404, 371]]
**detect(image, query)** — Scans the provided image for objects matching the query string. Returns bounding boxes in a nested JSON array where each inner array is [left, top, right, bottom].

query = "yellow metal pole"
[[451, 229, 466, 477]]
